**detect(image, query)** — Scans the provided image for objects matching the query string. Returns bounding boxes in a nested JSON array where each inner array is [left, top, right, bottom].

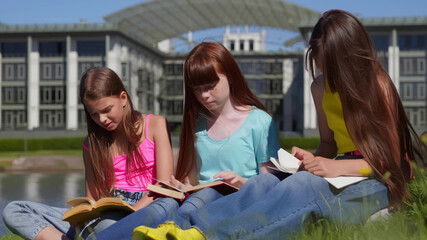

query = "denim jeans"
[[94, 188, 224, 240], [175, 171, 388, 240], [2, 189, 144, 240]]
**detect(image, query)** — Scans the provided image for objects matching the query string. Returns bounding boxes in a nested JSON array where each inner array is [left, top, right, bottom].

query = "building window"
[[230, 40, 235, 51], [403, 83, 413, 100], [2, 110, 26, 129], [419, 108, 426, 124], [42, 64, 53, 80], [77, 40, 105, 57], [402, 58, 414, 75], [4, 64, 14, 80], [39, 41, 65, 57], [17, 64, 26, 80], [417, 58, 426, 75], [240, 40, 245, 51], [3, 87, 14, 104], [1, 42, 27, 58], [249, 40, 254, 51], [17, 87, 26, 104], [418, 83, 426, 100], [272, 79, 282, 94], [55, 63, 64, 79]]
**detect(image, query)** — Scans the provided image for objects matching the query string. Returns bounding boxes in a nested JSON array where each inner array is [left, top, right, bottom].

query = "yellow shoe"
[[167, 226, 205, 240], [133, 222, 176, 240]]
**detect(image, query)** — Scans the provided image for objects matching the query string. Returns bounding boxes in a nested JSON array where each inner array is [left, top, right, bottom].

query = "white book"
[[270, 148, 367, 189]]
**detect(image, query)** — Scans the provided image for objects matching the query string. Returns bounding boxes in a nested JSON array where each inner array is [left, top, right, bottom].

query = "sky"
[[1, 0, 426, 51], [1, 0, 426, 25]]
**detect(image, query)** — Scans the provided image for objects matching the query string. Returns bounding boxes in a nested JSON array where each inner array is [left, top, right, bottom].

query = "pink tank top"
[[83, 114, 156, 192]]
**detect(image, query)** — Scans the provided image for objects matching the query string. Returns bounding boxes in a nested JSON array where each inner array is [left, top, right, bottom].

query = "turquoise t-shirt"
[[195, 108, 280, 184]]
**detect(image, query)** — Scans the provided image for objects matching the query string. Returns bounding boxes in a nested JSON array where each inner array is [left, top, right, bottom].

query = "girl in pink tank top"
[[2, 67, 174, 240]]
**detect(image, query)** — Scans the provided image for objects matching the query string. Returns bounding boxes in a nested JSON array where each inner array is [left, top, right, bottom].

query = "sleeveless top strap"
[[145, 114, 153, 140], [82, 142, 90, 152]]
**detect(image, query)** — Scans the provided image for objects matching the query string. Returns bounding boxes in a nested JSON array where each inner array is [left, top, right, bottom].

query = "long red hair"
[[175, 42, 267, 181]]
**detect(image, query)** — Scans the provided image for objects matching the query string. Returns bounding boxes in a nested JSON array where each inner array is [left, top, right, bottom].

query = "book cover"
[[147, 180, 239, 200], [62, 197, 135, 224], [270, 148, 367, 189]]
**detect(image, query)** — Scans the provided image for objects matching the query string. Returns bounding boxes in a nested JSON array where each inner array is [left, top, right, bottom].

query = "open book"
[[270, 148, 367, 189], [147, 180, 239, 200], [62, 197, 135, 224]]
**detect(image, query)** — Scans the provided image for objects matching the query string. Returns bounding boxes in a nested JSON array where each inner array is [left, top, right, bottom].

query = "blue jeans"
[[174, 171, 388, 240], [94, 188, 224, 240], [2, 189, 143, 240]]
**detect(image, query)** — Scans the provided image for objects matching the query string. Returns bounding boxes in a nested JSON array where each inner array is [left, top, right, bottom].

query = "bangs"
[[184, 59, 220, 89]]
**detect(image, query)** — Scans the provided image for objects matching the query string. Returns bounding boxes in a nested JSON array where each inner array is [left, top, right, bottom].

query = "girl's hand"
[[213, 171, 248, 188], [302, 156, 339, 177], [291, 146, 315, 161], [169, 175, 192, 190]]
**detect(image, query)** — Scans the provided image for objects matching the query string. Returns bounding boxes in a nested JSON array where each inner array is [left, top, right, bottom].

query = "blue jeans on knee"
[[2, 189, 144, 240], [95, 185, 231, 240], [3, 201, 74, 240], [94, 197, 179, 240], [181, 172, 388, 240]]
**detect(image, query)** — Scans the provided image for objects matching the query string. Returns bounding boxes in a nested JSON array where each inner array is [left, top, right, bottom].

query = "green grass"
[[0, 150, 81, 158], [1, 163, 426, 240]]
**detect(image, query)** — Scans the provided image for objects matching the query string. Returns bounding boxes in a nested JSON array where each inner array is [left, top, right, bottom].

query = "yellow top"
[[322, 81, 357, 154]]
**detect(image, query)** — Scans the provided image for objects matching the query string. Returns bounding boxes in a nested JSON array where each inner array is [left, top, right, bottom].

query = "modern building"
[[0, 0, 426, 137]]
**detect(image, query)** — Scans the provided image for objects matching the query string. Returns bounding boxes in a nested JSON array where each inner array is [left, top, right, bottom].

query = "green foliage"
[[292, 164, 427, 240], [0, 137, 85, 152], [279, 137, 320, 150]]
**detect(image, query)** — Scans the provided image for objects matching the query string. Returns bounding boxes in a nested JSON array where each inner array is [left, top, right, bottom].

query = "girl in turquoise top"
[[134, 10, 422, 240]]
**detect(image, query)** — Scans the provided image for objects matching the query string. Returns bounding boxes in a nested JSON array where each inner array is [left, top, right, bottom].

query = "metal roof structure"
[[104, 0, 320, 45]]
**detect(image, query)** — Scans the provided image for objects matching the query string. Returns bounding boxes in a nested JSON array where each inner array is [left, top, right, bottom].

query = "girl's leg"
[[174, 187, 225, 229], [186, 171, 388, 240], [2, 201, 74, 240], [93, 197, 180, 240], [81, 189, 145, 239]]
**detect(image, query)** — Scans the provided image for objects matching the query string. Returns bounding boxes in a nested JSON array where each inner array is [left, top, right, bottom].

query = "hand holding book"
[[270, 148, 367, 189]]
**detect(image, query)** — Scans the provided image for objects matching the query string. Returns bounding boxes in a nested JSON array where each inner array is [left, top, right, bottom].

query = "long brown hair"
[[80, 67, 147, 197], [175, 42, 267, 181], [306, 9, 420, 208]]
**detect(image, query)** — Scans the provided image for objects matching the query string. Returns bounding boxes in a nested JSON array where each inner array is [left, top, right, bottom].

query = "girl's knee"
[[3, 201, 27, 228]]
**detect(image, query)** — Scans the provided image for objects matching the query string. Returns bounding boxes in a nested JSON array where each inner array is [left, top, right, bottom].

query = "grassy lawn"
[[0, 150, 81, 158], [1, 165, 426, 239]]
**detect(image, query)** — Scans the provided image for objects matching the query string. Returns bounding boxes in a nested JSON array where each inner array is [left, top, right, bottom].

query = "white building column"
[[388, 29, 400, 93], [153, 61, 162, 115], [303, 48, 317, 135], [283, 59, 294, 132], [27, 36, 40, 130], [129, 50, 139, 108], [106, 35, 121, 72], [66, 36, 78, 130]]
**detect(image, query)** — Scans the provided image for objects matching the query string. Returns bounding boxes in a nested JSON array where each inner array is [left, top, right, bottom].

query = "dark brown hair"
[[175, 42, 267, 181], [80, 67, 146, 197], [306, 9, 421, 208]]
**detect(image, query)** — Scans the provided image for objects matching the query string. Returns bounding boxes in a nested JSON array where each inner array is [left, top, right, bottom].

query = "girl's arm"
[[311, 75, 337, 158], [132, 115, 174, 210], [82, 138, 98, 201], [299, 75, 370, 177]]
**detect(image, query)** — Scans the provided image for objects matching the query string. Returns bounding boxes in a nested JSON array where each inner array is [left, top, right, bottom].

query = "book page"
[[323, 176, 368, 189], [184, 180, 239, 193], [147, 184, 186, 200], [94, 197, 134, 211], [66, 197, 95, 207]]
